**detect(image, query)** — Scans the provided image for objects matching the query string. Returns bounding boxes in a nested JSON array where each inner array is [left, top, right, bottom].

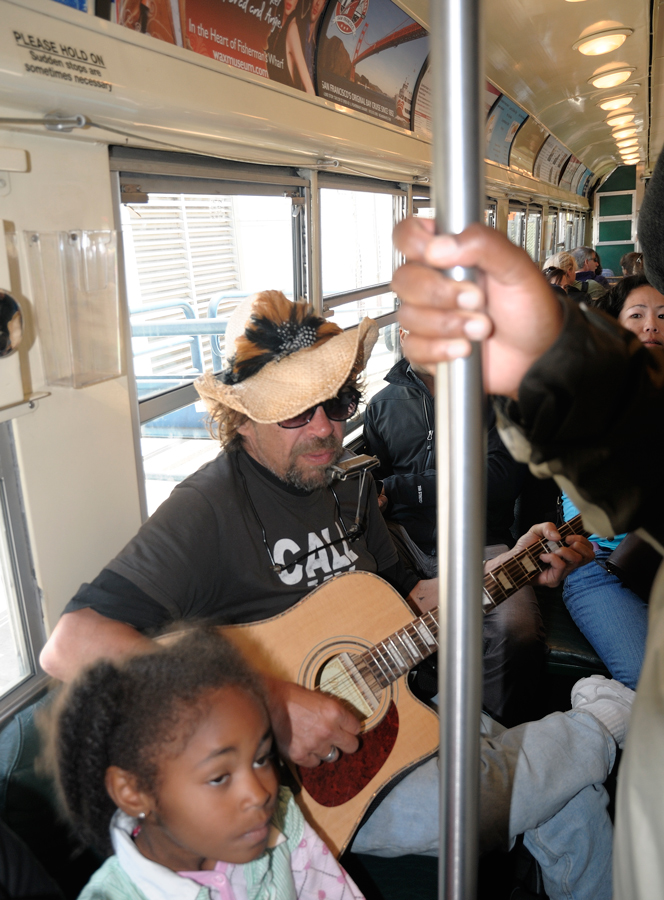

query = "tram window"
[[121, 193, 294, 403], [559, 211, 575, 251], [485, 201, 497, 229], [0, 424, 46, 718], [507, 209, 526, 248], [545, 210, 558, 258], [320, 190, 395, 295], [140, 400, 219, 516], [525, 210, 542, 262]]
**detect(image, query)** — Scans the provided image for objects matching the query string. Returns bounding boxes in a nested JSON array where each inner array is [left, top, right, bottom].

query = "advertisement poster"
[[316, 0, 428, 127], [411, 62, 430, 136], [560, 156, 583, 193], [485, 94, 528, 167], [578, 169, 593, 197], [485, 81, 500, 115], [533, 134, 570, 185], [118, 0, 182, 45]]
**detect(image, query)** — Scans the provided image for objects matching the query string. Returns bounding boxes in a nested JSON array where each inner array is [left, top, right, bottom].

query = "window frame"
[[0, 422, 48, 723]]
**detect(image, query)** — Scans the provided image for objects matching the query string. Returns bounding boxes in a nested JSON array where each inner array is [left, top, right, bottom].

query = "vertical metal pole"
[[430, 0, 485, 898]]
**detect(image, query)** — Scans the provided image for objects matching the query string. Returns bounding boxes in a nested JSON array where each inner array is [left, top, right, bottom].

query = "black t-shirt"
[[66, 449, 414, 631]]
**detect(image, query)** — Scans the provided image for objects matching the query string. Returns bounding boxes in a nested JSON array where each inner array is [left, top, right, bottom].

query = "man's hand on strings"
[[265, 677, 361, 768], [486, 522, 594, 590], [392, 218, 565, 399]]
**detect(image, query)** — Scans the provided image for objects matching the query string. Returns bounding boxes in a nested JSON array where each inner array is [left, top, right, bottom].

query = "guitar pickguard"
[[297, 701, 400, 807]]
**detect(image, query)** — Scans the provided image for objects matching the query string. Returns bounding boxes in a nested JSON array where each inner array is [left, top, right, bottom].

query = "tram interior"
[[0, 0, 660, 895]]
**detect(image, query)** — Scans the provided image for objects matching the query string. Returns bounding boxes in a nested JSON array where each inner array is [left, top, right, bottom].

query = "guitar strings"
[[298, 518, 586, 703]]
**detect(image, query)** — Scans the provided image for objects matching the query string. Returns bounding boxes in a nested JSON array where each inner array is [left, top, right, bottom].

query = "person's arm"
[[39, 608, 153, 681]]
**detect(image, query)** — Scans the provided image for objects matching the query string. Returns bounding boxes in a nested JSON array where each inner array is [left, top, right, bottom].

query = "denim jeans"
[[352, 709, 615, 900], [563, 546, 648, 689]]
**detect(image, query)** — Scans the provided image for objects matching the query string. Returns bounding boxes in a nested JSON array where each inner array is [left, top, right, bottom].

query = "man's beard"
[[284, 434, 343, 490]]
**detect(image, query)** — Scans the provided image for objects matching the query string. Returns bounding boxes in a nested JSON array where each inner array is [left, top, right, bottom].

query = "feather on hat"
[[195, 291, 378, 424]]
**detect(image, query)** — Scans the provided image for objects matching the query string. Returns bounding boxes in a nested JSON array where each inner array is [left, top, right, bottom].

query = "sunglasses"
[[277, 388, 360, 429]]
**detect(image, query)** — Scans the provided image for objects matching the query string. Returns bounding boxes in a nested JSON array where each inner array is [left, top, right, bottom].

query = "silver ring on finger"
[[321, 746, 339, 764]]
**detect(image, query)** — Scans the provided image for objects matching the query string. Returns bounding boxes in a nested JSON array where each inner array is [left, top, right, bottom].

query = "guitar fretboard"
[[351, 514, 588, 690]]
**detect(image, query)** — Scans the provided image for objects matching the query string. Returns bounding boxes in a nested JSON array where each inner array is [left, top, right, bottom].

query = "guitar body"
[[224, 571, 439, 856]]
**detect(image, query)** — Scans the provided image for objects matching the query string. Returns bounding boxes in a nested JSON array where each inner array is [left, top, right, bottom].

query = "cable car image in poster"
[[316, 0, 427, 126], [176, 0, 325, 91]]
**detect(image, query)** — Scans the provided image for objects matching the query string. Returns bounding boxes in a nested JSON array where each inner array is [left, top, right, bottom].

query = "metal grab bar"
[[431, 0, 485, 897]]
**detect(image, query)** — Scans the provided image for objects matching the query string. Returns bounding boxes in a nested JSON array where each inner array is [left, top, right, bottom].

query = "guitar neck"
[[354, 514, 588, 691]]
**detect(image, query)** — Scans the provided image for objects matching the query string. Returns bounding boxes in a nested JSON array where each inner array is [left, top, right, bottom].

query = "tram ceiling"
[[398, 0, 651, 175]]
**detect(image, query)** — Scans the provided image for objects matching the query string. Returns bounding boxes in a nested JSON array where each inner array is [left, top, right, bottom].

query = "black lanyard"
[[235, 453, 366, 575]]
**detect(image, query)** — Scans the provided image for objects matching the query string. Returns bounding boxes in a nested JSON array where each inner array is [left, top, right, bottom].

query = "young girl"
[[50, 627, 364, 900]]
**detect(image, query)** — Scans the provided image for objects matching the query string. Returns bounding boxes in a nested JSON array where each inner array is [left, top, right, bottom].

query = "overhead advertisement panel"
[[533, 134, 571, 185], [316, 0, 428, 127], [120, 0, 325, 92], [485, 94, 528, 167], [413, 76, 504, 141], [560, 155, 584, 193], [118, 0, 182, 46], [578, 169, 593, 197]]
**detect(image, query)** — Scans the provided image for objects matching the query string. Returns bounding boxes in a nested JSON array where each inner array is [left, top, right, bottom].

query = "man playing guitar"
[[41, 291, 631, 900]]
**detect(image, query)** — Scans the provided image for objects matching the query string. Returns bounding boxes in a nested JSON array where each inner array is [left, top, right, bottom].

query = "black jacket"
[[364, 357, 526, 553]]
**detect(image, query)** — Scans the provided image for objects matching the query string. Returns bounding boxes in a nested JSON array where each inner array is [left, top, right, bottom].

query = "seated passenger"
[[364, 331, 543, 727], [592, 251, 611, 287], [542, 266, 569, 297], [40, 292, 625, 900], [543, 251, 605, 300], [572, 247, 609, 294], [560, 274, 664, 688], [620, 251, 644, 276], [49, 628, 365, 900]]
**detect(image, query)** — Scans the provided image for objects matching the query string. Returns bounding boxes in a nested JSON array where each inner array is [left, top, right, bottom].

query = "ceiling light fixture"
[[613, 126, 638, 139], [590, 68, 634, 88], [599, 95, 635, 111], [574, 28, 633, 56], [606, 112, 635, 127], [617, 139, 639, 150], [621, 150, 639, 158]]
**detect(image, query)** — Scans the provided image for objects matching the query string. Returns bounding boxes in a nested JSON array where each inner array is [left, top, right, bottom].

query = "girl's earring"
[[132, 812, 147, 839]]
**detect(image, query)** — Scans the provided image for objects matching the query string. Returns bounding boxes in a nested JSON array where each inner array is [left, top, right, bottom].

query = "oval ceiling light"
[[599, 95, 634, 110], [613, 126, 638, 138], [574, 28, 633, 56], [607, 112, 635, 127], [590, 68, 634, 88], [617, 139, 639, 149], [621, 150, 640, 159]]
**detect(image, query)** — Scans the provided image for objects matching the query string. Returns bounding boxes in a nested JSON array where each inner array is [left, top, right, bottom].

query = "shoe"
[[571, 674, 635, 749]]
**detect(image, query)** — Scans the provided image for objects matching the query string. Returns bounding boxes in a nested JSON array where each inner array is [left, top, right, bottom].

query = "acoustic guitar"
[[225, 514, 587, 856]]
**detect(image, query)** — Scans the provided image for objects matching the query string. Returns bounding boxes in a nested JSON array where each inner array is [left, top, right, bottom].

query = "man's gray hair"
[[571, 246, 596, 269]]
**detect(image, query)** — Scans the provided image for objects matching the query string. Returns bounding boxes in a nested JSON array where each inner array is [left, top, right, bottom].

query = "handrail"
[[431, 0, 485, 898]]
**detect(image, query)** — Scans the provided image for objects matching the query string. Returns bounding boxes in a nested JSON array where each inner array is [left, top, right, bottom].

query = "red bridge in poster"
[[352, 22, 427, 67]]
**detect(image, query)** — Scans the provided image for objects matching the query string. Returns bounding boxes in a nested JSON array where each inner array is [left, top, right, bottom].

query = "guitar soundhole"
[[297, 700, 399, 807]]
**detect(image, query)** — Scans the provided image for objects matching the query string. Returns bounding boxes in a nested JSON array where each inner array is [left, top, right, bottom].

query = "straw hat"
[[195, 292, 378, 424]]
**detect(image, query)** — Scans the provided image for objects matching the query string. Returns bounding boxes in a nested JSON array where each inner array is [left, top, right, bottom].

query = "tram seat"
[[0, 689, 100, 899]]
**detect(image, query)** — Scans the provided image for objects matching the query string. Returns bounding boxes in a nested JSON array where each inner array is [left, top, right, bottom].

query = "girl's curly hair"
[[45, 626, 267, 856]]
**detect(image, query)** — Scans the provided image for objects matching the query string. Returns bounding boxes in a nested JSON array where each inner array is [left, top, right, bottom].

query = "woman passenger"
[[560, 274, 664, 688], [266, 0, 316, 94]]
